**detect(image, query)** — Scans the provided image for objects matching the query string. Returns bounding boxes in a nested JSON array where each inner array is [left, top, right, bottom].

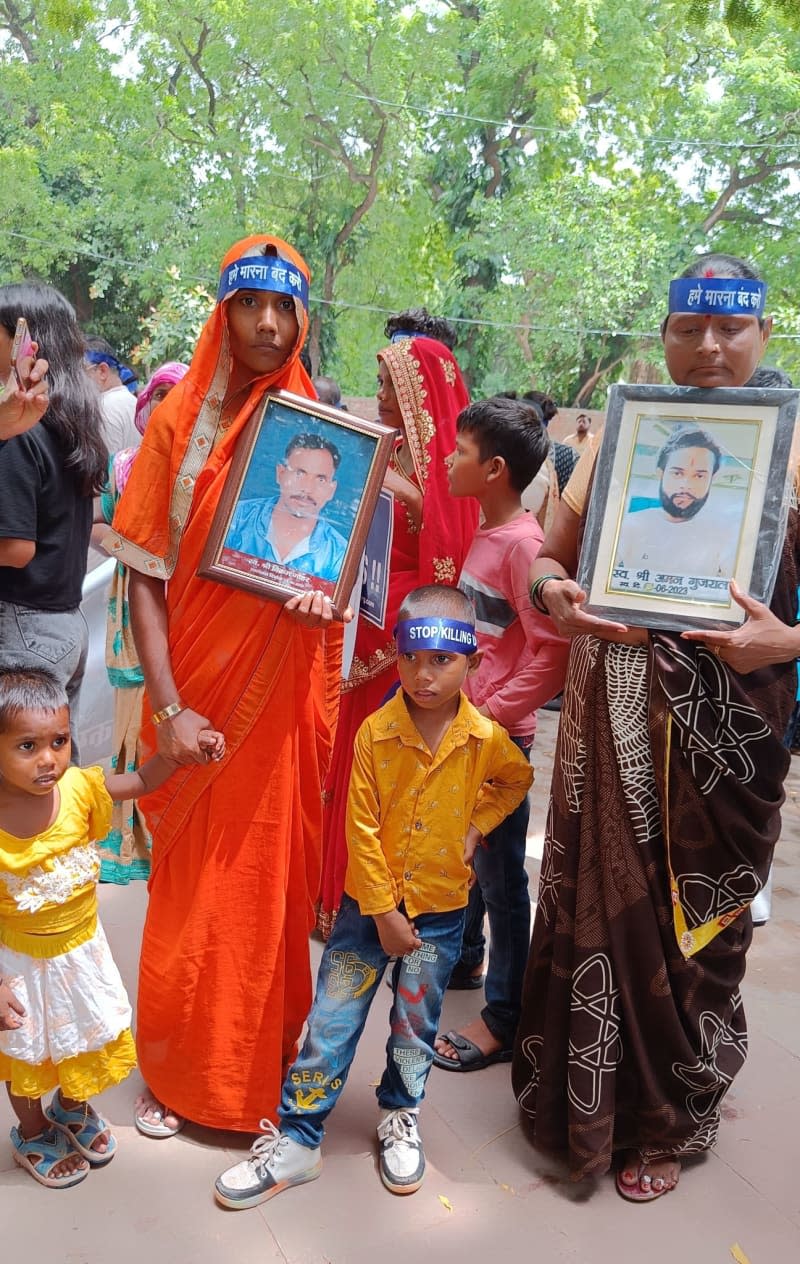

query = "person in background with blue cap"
[[84, 334, 139, 453]]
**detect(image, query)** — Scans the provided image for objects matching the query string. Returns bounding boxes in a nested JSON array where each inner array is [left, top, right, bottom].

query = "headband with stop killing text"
[[394, 617, 478, 655]]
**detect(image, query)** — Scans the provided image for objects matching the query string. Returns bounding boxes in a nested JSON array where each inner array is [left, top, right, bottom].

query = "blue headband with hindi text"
[[394, 617, 478, 655], [217, 255, 309, 310], [668, 277, 766, 318]]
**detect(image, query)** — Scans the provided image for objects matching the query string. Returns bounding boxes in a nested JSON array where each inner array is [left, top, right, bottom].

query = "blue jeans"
[[279, 893, 465, 1149], [0, 602, 88, 761], [458, 736, 531, 1048]]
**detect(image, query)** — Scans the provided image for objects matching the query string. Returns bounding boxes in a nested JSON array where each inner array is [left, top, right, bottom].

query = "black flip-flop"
[[432, 1029, 512, 1072]]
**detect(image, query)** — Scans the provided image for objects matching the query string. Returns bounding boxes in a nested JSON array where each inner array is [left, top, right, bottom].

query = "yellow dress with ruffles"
[[0, 766, 136, 1099]]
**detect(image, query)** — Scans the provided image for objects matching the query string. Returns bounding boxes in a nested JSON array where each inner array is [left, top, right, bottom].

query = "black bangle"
[[530, 573, 565, 615]]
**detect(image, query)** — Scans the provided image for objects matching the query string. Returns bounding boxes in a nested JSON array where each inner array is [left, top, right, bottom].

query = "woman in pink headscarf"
[[96, 361, 189, 883]]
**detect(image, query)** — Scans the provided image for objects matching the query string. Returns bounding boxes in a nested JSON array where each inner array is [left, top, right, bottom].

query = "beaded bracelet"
[[529, 573, 565, 615]]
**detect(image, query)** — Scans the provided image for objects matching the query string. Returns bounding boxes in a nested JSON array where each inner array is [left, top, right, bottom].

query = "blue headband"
[[668, 276, 767, 318], [85, 350, 138, 394], [389, 330, 436, 343], [394, 617, 478, 655], [217, 254, 309, 310]]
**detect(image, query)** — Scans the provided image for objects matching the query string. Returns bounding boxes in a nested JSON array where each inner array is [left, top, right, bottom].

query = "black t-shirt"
[[0, 422, 91, 611]]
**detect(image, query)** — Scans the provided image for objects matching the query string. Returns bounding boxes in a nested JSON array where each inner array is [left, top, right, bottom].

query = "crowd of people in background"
[[0, 245, 798, 1219]]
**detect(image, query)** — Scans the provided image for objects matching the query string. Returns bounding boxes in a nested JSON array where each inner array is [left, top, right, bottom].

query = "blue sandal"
[[44, 1092, 117, 1166], [11, 1124, 89, 1188]]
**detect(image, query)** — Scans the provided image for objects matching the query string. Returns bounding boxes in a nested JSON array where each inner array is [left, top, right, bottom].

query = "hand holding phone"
[[0, 317, 49, 437], [11, 317, 37, 389]]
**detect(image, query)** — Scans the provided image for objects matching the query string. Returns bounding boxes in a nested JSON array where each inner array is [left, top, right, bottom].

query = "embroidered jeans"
[[278, 893, 465, 1149]]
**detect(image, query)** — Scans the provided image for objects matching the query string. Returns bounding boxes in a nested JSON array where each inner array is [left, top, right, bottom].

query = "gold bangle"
[[152, 701, 184, 726]]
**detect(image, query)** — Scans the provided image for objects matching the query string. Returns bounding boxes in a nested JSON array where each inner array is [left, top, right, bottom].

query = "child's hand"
[[374, 909, 422, 957], [0, 978, 25, 1031], [156, 706, 214, 765], [198, 729, 226, 761]]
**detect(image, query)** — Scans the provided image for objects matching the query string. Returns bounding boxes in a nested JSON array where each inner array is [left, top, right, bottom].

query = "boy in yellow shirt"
[[215, 584, 532, 1208]]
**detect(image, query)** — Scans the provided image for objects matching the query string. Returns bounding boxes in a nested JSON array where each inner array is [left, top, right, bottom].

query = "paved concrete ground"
[[2, 709, 799, 1263]]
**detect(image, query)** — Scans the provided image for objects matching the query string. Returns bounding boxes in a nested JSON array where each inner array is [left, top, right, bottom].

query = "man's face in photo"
[[659, 444, 716, 521], [276, 445, 338, 522]]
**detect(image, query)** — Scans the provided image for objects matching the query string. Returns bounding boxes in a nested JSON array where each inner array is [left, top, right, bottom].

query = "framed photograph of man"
[[577, 383, 799, 631], [199, 390, 397, 617]]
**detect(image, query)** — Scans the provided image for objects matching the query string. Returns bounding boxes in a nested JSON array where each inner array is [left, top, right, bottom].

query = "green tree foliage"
[[2, 1, 799, 399]]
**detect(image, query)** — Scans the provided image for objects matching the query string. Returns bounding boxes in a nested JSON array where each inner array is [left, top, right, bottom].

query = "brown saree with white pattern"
[[512, 514, 798, 1178]]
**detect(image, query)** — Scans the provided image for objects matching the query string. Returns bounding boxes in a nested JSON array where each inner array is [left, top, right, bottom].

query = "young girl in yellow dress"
[[0, 666, 223, 1188]]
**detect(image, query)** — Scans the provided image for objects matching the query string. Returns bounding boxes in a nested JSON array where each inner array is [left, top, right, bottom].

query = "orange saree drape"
[[108, 235, 342, 1130]]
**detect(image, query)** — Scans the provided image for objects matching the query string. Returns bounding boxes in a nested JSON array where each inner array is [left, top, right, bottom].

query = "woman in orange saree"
[[106, 234, 342, 1134], [316, 332, 479, 936]]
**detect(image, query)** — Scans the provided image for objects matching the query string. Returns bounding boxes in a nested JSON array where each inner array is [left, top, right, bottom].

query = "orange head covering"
[[190, 234, 314, 405], [109, 234, 315, 577]]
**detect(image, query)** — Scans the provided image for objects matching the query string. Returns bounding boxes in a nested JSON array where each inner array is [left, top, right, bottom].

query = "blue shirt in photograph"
[[226, 496, 347, 584]]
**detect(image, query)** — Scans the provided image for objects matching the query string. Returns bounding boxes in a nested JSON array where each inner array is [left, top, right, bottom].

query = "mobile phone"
[[11, 317, 36, 388]]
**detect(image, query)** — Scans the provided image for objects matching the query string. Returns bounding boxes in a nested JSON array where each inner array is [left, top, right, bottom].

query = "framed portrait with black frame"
[[576, 383, 799, 632], [359, 488, 395, 629], [199, 390, 397, 618]]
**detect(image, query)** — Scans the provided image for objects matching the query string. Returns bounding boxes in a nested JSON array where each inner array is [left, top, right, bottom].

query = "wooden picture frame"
[[199, 390, 396, 618], [576, 383, 799, 631]]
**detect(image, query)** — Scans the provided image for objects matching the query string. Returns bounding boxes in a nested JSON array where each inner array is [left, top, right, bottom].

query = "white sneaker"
[[377, 1108, 425, 1195], [214, 1120, 321, 1210]]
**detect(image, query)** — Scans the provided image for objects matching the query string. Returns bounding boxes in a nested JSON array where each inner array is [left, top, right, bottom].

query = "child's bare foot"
[[134, 1091, 184, 1137], [616, 1150, 680, 1201], [432, 1017, 512, 1071]]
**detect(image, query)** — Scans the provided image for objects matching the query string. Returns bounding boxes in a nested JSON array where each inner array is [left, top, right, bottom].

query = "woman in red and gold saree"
[[316, 334, 479, 936], [512, 252, 800, 1201], [106, 234, 342, 1134]]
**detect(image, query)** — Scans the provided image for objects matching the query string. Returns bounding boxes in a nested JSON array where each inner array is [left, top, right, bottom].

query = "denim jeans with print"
[[278, 893, 465, 1150]]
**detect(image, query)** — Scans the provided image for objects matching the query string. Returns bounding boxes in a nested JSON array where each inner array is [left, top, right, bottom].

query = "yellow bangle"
[[151, 701, 184, 726]]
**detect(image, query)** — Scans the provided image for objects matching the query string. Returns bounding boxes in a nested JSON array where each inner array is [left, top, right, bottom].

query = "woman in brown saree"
[[512, 253, 800, 1201]]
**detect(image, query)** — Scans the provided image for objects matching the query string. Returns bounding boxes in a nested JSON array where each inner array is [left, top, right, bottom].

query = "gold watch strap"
[[151, 701, 185, 726]]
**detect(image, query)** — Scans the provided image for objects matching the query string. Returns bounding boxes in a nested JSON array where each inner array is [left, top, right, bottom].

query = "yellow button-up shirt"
[[344, 691, 533, 918]]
